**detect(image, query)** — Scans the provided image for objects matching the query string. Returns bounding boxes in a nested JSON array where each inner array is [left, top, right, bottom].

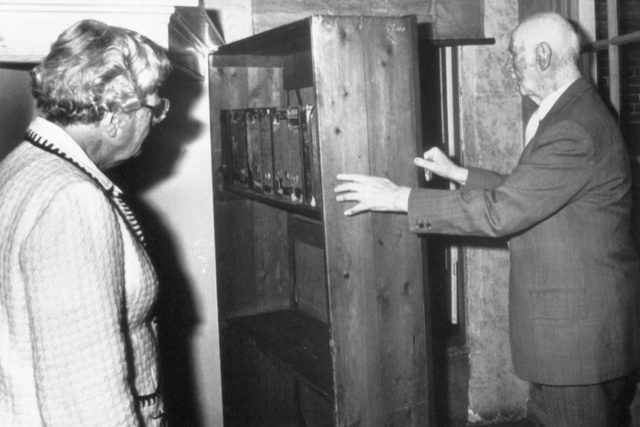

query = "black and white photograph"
[[1, 1, 640, 426]]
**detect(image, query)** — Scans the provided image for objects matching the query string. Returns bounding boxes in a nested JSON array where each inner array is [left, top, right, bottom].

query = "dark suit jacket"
[[408, 78, 640, 385]]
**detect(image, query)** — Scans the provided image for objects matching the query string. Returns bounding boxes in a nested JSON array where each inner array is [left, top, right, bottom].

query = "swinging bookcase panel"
[[210, 15, 430, 426]]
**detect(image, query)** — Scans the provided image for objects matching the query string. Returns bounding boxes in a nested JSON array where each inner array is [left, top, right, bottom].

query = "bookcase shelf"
[[227, 309, 333, 399]]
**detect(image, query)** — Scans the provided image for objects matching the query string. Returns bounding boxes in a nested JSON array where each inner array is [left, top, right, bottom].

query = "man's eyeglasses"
[[141, 98, 170, 125]]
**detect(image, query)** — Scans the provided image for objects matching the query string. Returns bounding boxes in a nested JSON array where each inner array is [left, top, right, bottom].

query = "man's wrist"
[[455, 167, 469, 186]]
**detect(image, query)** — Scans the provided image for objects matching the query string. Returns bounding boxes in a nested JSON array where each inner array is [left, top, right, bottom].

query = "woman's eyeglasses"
[[141, 98, 170, 125]]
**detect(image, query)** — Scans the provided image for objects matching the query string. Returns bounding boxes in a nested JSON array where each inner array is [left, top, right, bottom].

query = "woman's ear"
[[101, 111, 121, 138]]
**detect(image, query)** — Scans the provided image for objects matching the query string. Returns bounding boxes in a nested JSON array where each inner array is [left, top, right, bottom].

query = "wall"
[[130, 64, 223, 426], [458, 0, 529, 421], [204, 0, 252, 44], [602, 0, 640, 153], [0, 0, 191, 59]]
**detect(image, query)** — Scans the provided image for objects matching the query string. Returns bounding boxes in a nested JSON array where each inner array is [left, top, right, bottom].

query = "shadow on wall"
[[0, 66, 36, 160], [109, 67, 206, 427]]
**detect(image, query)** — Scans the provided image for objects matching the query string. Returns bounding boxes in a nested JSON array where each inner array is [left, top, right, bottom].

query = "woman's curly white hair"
[[31, 19, 172, 126]]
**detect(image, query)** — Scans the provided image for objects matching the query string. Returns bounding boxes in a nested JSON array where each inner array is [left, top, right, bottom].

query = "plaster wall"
[[458, 0, 529, 421], [204, 0, 252, 44], [138, 67, 223, 426]]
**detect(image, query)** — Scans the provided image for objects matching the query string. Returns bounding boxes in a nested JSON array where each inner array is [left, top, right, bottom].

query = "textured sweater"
[[0, 118, 163, 426]]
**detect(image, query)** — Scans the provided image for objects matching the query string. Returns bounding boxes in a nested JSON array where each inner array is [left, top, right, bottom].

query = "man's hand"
[[414, 147, 468, 185], [334, 173, 411, 216]]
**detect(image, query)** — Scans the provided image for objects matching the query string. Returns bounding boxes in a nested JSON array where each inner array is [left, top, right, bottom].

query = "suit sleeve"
[[19, 182, 139, 427], [407, 120, 595, 237], [465, 167, 507, 190]]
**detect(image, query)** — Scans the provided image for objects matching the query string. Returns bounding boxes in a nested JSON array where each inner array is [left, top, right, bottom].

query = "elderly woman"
[[0, 20, 172, 426]]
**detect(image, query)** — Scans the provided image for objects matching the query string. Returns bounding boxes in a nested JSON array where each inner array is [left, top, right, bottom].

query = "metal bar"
[[608, 0, 620, 115]]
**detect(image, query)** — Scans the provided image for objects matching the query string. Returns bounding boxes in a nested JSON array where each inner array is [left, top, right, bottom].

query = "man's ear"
[[536, 42, 552, 71]]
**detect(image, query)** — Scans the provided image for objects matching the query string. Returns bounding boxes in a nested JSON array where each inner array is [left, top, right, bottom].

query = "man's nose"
[[502, 57, 515, 78]]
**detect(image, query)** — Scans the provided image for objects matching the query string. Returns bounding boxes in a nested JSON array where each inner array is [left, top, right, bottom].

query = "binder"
[[246, 109, 263, 192], [272, 107, 303, 203], [301, 105, 321, 207], [230, 109, 249, 187], [259, 108, 275, 194]]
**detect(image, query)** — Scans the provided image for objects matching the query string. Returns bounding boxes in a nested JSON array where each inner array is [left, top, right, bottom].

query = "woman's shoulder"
[[1, 141, 102, 194]]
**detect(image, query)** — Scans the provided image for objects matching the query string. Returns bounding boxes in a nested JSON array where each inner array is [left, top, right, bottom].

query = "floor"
[[437, 344, 534, 427], [489, 421, 533, 427]]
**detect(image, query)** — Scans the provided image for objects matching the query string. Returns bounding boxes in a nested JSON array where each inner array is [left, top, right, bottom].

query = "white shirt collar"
[[27, 117, 120, 194]]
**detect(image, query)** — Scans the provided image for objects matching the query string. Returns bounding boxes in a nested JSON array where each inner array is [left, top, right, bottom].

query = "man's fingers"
[[344, 203, 366, 216], [414, 157, 428, 168], [336, 173, 369, 183], [414, 157, 434, 181], [334, 182, 363, 194], [336, 191, 363, 203]]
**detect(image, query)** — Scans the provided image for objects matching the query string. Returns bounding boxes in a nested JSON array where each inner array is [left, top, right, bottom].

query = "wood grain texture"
[[252, 0, 485, 39], [312, 15, 429, 426], [211, 14, 431, 426], [312, 15, 380, 426], [363, 16, 429, 423]]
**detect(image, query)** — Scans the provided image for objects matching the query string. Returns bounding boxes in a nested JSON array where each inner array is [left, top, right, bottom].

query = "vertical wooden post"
[[313, 15, 430, 426]]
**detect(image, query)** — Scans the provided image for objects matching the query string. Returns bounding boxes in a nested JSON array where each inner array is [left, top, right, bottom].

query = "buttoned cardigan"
[[0, 118, 164, 426]]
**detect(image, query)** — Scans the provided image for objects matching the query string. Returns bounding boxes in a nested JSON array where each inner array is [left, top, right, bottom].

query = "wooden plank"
[[292, 240, 328, 321], [253, 203, 292, 313], [215, 17, 311, 56], [247, 66, 285, 107], [209, 63, 257, 317], [251, 0, 486, 39], [288, 214, 324, 249], [288, 215, 327, 321], [247, 66, 294, 314], [311, 15, 380, 426], [222, 326, 300, 425], [283, 51, 314, 90], [227, 310, 333, 396], [362, 15, 429, 424], [253, 0, 432, 32], [210, 54, 283, 68]]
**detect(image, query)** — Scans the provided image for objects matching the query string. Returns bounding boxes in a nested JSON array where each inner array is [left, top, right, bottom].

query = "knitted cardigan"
[[0, 118, 163, 426]]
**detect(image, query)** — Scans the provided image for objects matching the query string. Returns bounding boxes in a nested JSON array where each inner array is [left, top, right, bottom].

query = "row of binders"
[[220, 105, 322, 209]]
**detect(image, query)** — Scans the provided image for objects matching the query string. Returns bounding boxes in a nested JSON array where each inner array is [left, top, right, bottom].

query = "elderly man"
[[335, 12, 640, 426]]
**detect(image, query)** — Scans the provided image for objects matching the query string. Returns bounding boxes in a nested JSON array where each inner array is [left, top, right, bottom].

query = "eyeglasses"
[[141, 98, 170, 125]]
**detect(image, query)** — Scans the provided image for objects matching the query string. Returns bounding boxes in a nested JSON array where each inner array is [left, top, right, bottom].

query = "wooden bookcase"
[[209, 15, 430, 426]]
